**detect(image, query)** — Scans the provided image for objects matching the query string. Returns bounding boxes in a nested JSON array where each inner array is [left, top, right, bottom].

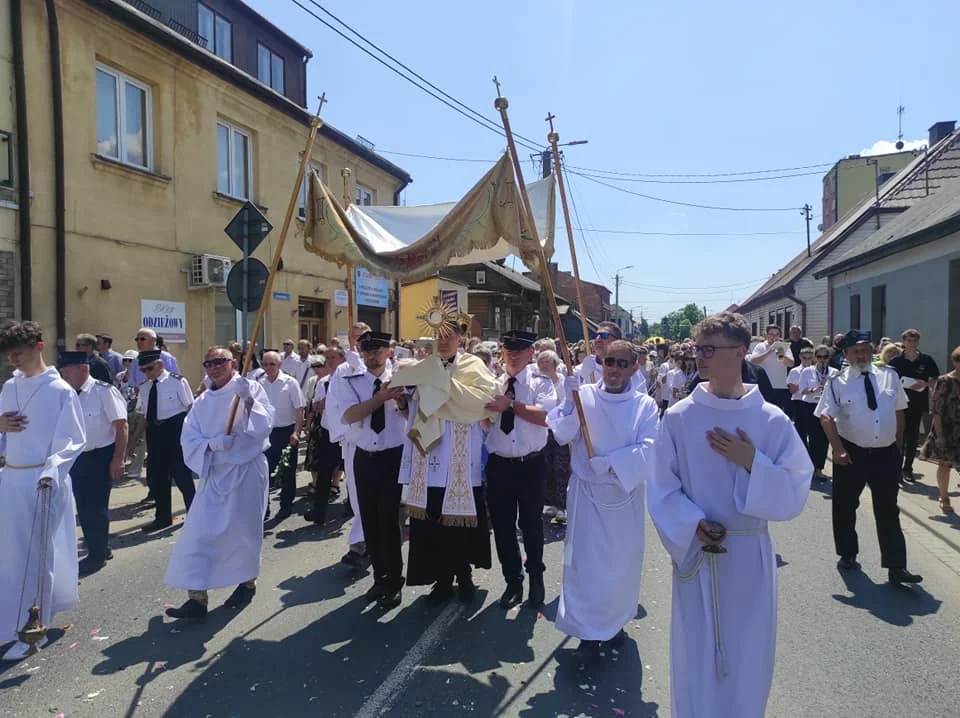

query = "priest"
[[548, 340, 658, 662], [648, 312, 812, 718], [163, 346, 274, 620], [0, 321, 86, 661]]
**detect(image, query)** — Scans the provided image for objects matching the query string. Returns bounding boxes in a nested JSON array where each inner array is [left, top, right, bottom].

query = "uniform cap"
[[501, 330, 537, 350], [57, 351, 90, 368], [137, 349, 163, 367]]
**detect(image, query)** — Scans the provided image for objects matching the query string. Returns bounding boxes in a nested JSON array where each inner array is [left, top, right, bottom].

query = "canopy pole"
[[226, 95, 326, 433], [546, 114, 593, 368], [341, 167, 356, 341], [493, 89, 594, 457]]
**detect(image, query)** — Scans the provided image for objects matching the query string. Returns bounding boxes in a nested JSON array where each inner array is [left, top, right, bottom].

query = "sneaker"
[[1, 636, 47, 661], [164, 599, 208, 620]]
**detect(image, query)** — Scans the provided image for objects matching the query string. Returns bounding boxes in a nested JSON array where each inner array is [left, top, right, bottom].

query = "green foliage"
[[658, 303, 705, 341]]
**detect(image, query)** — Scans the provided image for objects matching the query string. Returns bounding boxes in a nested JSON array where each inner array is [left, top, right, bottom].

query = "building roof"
[[737, 127, 960, 311], [482, 261, 541, 293], [815, 179, 960, 277]]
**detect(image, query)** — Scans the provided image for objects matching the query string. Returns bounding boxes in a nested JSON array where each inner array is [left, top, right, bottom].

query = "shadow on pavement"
[[832, 569, 942, 626]]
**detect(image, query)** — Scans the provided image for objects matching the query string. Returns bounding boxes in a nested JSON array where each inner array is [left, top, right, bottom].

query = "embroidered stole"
[[405, 421, 477, 527]]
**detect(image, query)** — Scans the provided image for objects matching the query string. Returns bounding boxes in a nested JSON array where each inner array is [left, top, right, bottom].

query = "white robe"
[[0, 368, 86, 641], [164, 374, 274, 591], [648, 384, 812, 718], [547, 384, 658, 641], [326, 359, 366, 545]]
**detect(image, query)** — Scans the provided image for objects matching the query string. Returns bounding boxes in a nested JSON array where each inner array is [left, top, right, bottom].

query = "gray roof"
[[482, 261, 541, 293], [816, 179, 960, 276]]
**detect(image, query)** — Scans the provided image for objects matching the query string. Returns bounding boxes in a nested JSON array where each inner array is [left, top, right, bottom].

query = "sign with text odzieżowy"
[[141, 299, 186, 343]]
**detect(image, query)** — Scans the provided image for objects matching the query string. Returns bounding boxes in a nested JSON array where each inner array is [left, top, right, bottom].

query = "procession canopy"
[[302, 152, 556, 282]]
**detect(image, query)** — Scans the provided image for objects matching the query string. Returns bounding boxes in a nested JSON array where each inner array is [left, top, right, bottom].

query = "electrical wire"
[[619, 277, 771, 291], [571, 169, 824, 184], [562, 167, 604, 284], [564, 161, 835, 178], [566, 227, 802, 237]]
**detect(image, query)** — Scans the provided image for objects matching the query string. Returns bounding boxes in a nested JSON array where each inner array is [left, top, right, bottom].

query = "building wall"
[[21, 0, 404, 385], [829, 234, 960, 367], [822, 152, 918, 230], [398, 278, 469, 341]]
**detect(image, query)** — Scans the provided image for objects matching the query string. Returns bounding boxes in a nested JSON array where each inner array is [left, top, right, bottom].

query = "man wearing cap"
[[815, 330, 923, 586], [484, 329, 558, 609], [58, 352, 128, 576], [258, 350, 305, 522], [97, 334, 124, 377], [330, 332, 408, 608], [0, 321, 86, 661], [135, 350, 195, 532]]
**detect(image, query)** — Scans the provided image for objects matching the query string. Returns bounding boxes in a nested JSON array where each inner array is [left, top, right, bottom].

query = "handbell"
[[17, 605, 46, 646]]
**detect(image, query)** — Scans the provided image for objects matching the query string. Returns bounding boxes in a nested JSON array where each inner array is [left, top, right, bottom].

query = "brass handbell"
[[18, 605, 46, 646]]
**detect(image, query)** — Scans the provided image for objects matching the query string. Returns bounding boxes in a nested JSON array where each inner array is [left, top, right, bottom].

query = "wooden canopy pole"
[[493, 88, 594, 457], [546, 113, 593, 369], [341, 167, 357, 342], [226, 95, 326, 432]]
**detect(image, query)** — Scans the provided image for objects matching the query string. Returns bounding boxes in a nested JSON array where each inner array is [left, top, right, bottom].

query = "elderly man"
[[548, 340, 659, 662], [75, 333, 114, 384], [128, 328, 180, 387], [0, 321, 86, 661], [58, 352, 127, 577], [164, 347, 274, 620], [96, 334, 125, 377], [258, 351, 305, 522], [279, 339, 302, 379]]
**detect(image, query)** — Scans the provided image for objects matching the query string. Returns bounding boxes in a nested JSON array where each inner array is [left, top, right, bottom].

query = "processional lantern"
[[18, 479, 55, 650]]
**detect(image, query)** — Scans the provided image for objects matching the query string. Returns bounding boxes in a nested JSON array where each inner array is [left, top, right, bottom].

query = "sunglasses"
[[135, 336, 150, 342], [594, 332, 614, 340], [693, 345, 741, 358], [603, 357, 631, 369], [202, 357, 231, 369]]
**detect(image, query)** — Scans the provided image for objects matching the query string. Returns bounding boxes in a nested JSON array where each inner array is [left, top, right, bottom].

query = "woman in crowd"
[[874, 342, 902, 366], [799, 345, 838, 481], [537, 350, 571, 524], [921, 346, 960, 514]]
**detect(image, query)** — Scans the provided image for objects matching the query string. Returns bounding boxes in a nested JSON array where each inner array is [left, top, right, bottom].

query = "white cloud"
[[860, 138, 927, 156]]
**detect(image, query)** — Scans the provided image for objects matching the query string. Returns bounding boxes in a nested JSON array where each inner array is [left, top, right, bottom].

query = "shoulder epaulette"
[[170, 373, 184, 380], [94, 379, 110, 387], [345, 373, 364, 380]]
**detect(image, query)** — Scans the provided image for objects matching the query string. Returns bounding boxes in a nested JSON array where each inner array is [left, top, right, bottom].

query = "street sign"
[[334, 289, 349, 307], [226, 258, 269, 312], [272, 291, 291, 301], [224, 201, 273, 255]]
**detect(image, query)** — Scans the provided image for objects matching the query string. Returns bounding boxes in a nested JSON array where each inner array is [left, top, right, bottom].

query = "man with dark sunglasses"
[[575, 322, 646, 393], [127, 328, 180, 388]]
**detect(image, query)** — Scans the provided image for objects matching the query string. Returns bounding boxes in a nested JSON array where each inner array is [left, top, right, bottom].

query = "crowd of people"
[[0, 311, 958, 717]]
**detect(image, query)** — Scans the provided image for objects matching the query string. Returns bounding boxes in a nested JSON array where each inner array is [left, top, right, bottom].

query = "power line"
[[378, 150, 495, 163], [291, 0, 544, 152], [572, 169, 824, 184], [564, 161, 834, 178], [566, 227, 802, 237], [563, 166, 603, 283], [620, 277, 770, 291]]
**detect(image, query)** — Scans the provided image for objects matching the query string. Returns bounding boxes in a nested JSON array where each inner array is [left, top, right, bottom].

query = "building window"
[[198, 3, 232, 61], [768, 312, 776, 331], [257, 44, 285, 94], [96, 65, 151, 169], [871, 285, 886, 341], [849, 294, 861, 328], [0, 130, 12, 187], [355, 184, 375, 206], [493, 306, 501, 331], [217, 121, 252, 199], [751, 321, 758, 337], [298, 163, 326, 218]]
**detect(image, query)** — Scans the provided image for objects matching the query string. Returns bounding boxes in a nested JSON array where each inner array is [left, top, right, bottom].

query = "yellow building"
[[821, 150, 918, 230], [10, 0, 410, 384], [0, 0, 17, 330], [399, 277, 469, 340]]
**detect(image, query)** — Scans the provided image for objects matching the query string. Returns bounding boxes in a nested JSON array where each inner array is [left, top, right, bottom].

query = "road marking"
[[355, 601, 464, 718]]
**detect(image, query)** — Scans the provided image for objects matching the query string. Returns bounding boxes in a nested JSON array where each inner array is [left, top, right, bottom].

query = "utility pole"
[[801, 203, 813, 257], [615, 272, 621, 310]]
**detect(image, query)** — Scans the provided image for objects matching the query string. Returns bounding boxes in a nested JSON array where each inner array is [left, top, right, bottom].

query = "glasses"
[[953, 356, 960, 363], [202, 357, 231, 369], [693, 345, 742, 358], [594, 332, 614, 340], [603, 357, 631, 369], [135, 337, 150, 343]]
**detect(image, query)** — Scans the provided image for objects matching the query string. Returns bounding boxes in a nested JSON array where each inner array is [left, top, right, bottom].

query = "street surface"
[[2, 465, 959, 718]]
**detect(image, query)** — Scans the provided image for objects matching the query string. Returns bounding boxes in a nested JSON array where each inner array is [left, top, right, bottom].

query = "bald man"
[[128, 328, 180, 387]]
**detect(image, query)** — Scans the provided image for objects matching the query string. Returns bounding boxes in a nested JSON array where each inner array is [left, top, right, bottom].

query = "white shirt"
[[799, 364, 838, 405], [258, 371, 305, 428], [135, 370, 193, 420], [329, 366, 406, 452], [749, 340, 790, 389], [76, 376, 127, 450], [787, 366, 804, 401], [280, 353, 303, 381], [484, 365, 557, 458], [814, 364, 909, 448]]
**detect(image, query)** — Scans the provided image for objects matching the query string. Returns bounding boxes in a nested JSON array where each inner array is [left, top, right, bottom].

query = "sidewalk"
[[896, 459, 960, 555]]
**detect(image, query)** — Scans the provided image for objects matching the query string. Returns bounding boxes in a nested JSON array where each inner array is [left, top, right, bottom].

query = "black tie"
[[862, 372, 877, 411], [146, 379, 158, 422], [371, 378, 385, 433], [499, 376, 517, 434]]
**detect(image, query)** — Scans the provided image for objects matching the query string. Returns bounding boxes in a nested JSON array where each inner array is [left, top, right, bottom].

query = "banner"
[[140, 299, 186, 343], [355, 267, 389, 308]]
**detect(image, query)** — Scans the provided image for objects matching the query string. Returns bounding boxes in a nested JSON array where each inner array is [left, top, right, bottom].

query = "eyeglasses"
[[693, 345, 742, 358], [594, 332, 614, 340], [202, 357, 231, 369], [953, 356, 960, 363], [603, 357, 631, 369]]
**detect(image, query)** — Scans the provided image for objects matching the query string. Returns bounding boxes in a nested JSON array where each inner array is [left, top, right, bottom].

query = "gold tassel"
[[441, 514, 478, 528], [406, 505, 429, 521]]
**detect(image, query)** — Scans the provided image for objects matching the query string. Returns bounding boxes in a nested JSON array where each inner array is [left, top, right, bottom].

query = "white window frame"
[[199, 3, 232, 61], [95, 64, 153, 170], [217, 120, 253, 200], [257, 43, 285, 94], [355, 184, 375, 206]]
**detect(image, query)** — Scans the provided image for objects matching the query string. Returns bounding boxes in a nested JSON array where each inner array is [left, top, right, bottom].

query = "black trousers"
[[832, 441, 907, 568], [145, 413, 194, 523], [308, 425, 340, 524], [770, 388, 791, 413], [354, 446, 404, 587], [901, 403, 925, 473], [794, 402, 829, 471], [486, 452, 546, 585], [266, 424, 297, 509], [71, 444, 114, 560]]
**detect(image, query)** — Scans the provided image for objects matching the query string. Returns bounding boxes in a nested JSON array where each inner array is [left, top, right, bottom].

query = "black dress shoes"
[[364, 582, 388, 604], [165, 599, 208, 620], [602, 629, 626, 649], [575, 639, 602, 664], [889, 568, 923, 586], [499, 583, 523, 609], [838, 556, 861, 571], [224, 583, 256, 608], [141, 519, 173, 533], [527, 574, 545, 608], [78, 557, 107, 577], [426, 582, 455, 606], [457, 579, 477, 604], [378, 585, 403, 610]]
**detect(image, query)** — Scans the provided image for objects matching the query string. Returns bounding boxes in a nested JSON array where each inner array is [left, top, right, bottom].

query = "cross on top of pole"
[[492, 75, 502, 97], [545, 112, 556, 131], [316, 93, 327, 114]]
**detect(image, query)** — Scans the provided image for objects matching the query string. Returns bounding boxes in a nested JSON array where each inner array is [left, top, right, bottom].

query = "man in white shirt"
[[815, 329, 922, 586], [332, 332, 408, 609], [58, 352, 128, 577], [258, 351, 305, 522], [484, 330, 558, 609], [747, 325, 794, 411]]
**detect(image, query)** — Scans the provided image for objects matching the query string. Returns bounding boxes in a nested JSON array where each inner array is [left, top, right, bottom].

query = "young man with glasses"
[[888, 329, 941, 482], [164, 347, 274, 620], [134, 350, 195, 532], [648, 312, 812, 718]]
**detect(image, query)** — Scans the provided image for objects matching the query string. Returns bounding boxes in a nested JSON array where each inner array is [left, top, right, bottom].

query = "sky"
[[247, 0, 959, 325]]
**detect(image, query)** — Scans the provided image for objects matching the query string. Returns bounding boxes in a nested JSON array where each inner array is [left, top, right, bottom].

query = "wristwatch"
[[508, 397, 516, 411]]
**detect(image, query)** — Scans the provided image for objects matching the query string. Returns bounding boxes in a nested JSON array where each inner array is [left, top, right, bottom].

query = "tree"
[[658, 303, 705, 340], [638, 317, 650, 339]]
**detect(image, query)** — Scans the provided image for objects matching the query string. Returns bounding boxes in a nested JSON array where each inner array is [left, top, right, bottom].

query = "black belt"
[[489, 451, 542, 464], [355, 445, 403, 458], [147, 411, 186, 427], [841, 439, 896, 455]]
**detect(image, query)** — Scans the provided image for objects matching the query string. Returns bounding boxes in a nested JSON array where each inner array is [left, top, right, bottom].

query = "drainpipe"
[[44, 0, 66, 348], [11, 0, 31, 319]]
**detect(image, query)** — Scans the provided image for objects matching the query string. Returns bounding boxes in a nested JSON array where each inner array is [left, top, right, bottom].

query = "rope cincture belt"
[[674, 526, 768, 680], [4, 463, 44, 470]]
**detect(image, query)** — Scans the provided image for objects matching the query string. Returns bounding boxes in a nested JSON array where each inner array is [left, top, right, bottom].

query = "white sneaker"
[[2, 636, 47, 661]]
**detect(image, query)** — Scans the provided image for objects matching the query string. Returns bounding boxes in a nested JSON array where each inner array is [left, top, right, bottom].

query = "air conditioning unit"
[[188, 254, 231, 289]]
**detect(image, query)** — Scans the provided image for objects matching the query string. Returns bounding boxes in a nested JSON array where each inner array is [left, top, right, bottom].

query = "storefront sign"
[[355, 267, 389, 309], [334, 289, 349, 307], [439, 289, 459, 311], [272, 291, 290, 301], [140, 299, 186, 343]]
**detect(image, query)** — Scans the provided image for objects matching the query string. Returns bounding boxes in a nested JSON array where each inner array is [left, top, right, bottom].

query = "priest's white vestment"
[[648, 384, 812, 718], [547, 384, 658, 641], [165, 374, 274, 590], [0, 368, 86, 641]]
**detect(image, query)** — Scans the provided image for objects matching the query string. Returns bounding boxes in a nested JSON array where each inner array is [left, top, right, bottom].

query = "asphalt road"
[[2, 473, 959, 718]]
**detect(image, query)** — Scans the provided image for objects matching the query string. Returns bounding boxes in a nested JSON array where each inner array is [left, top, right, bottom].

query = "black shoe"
[[224, 583, 256, 608], [456, 574, 477, 603], [527, 575, 545, 609], [303, 510, 327, 525], [165, 599, 208, 620], [378, 584, 403, 610], [427, 581, 455, 606], [889, 568, 923, 586], [104, 550, 114, 560], [838, 556, 861, 571], [499, 583, 523, 609], [274, 507, 292, 522], [78, 557, 107, 577], [364, 582, 388, 604], [901, 469, 917, 483], [340, 550, 367, 567], [575, 639, 602, 664], [141, 519, 173, 533], [602, 629, 626, 649]]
